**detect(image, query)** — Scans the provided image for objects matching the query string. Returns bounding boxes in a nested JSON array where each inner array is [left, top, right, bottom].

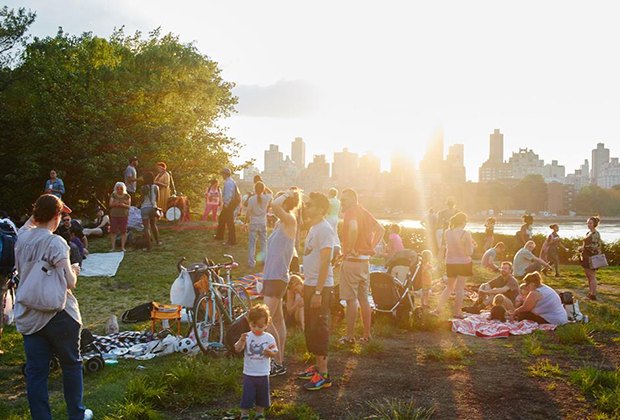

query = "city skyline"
[[11, 0, 620, 183]]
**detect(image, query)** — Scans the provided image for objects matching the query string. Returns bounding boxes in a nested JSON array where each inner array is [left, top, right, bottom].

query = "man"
[[481, 242, 506, 273], [124, 156, 139, 202], [297, 192, 337, 391], [513, 240, 552, 280], [214, 167, 239, 246], [478, 261, 520, 306], [338, 188, 384, 344], [44, 170, 65, 199], [55, 212, 87, 266]]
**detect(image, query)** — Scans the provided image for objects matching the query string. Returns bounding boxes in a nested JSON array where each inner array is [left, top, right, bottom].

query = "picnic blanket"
[[79, 252, 124, 277], [233, 273, 264, 299], [451, 313, 557, 338]]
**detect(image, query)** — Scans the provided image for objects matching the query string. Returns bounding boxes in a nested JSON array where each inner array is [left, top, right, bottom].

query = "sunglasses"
[[62, 218, 71, 222]]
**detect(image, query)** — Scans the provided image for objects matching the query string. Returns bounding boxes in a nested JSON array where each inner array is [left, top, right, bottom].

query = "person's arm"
[[369, 218, 386, 250], [463, 231, 475, 256], [513, 290, 541, 315], [58, 256, 79, 289], [96, 215, 110, 229], [57, 179, 65, 195], [234, 332, 248, 353], [310, 246, 333, 309], [125, 168, 137, 184], [272, 192, 296, 230]]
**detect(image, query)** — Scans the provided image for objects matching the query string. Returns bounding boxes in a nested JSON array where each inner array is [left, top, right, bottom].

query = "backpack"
[[559, 291, 586, 322], [229, 184, 241, 208], [0, 221, 18, 276], [224, 315, 250, 356], [121, 302, 153, 323]]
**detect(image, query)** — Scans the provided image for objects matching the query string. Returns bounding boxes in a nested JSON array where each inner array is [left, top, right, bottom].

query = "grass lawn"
[[1, 222, 619, 419]]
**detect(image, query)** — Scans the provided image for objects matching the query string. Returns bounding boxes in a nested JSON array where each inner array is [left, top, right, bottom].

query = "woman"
[[261, 188, 301, 376], [580, 216, 602, 300], [517, 214, 534, 246], [82, 207, 110, 238], [202, 179, 222, 222], [44, 169, 65, 199], [140, 172, 161, 251], [483, 217, 495, 251], [326, 187, 340, 235], [436, 212, 475, 318], [109, 182, 131, 252], [512, 272, 568, 325], [245, 181, 273, 268], [154, 162, 171, 215], [540, 224, 568, 277], [14, 194, 92, 419]]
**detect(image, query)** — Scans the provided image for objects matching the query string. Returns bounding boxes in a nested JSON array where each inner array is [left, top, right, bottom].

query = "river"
[[378, 219, 620, 242]]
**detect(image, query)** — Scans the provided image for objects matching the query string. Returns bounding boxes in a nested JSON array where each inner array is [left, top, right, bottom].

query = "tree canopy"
[[0, 24, 241, 215]]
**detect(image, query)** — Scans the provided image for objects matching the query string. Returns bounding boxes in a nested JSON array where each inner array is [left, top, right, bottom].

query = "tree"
[[0, 6, 36, 89], [0, 28, 243, 215], [512, 174, 547, 212]]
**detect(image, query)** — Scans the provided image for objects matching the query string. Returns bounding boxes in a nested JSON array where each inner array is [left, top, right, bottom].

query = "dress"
[[154, 171, 171, 212]]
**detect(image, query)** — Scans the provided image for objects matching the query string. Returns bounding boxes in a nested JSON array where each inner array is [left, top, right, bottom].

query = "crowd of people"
[[3, 163, 608, 419]]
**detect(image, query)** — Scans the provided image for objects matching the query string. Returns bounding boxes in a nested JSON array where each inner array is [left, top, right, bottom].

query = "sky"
[[7, 0, 620, 180]]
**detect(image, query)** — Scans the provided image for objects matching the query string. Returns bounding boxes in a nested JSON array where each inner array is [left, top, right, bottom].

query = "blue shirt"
[[222, 177, 237, 207], [45, 178, 65, 198]]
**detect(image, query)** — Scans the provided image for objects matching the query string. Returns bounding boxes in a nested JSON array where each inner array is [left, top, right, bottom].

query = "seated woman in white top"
[[512, 272, 568, 325]]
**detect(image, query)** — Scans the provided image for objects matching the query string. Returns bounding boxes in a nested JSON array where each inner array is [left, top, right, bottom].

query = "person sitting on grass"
[[511, 272, 568, 325], [481, 242, 505, 273], [513, 240, 552, 280], [478, 261, 520, 307], [234, 304, 278, 420], [491, 293, 514, 312], [285, 274, 305, 331], [514, 283, 528, 308]]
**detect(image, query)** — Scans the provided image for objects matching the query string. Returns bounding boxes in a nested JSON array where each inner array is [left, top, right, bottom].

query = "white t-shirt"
[[302, 219, 336, 287], [243, 331, 277, 376]]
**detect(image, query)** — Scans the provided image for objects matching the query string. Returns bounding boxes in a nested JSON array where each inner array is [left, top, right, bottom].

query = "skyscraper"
[[591, 143, 610, 185], [489, 129, 504, 164], [264, 144, 283, 173], [291, 137, 306, 171]]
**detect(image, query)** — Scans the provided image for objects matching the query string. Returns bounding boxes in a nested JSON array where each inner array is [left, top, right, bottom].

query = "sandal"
[[337, 336, 355, 346], [359, 337, 371, 344]]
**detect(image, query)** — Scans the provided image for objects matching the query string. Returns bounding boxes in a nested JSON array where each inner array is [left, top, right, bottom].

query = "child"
[[285, 275, 304, 331], [386, 224, 405, 261], [235, 304, 278, 420], [492, 293, 514, 312], [420, 250, 434, 307], [514, 283, 528, 308]]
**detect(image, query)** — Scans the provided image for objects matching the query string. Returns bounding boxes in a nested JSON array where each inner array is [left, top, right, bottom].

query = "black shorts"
[[303, 285, 333, 357], [262, 280, 287, 299], [446, 263, 473, 278]]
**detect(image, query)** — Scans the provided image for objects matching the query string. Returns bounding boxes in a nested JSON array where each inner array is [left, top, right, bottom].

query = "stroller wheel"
[[84, 356, 104, 373]]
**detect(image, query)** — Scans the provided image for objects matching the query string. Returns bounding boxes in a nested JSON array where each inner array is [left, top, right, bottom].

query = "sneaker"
[[270, 362, 287, 377], [337, 336, 355, 346], [304, 372, 332, 391], [84, 408, 94, 420], [297, 365, 318, 380]]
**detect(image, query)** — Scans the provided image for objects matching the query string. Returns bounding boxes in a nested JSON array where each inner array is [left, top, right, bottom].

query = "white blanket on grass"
[[79, 252, 124, 277]]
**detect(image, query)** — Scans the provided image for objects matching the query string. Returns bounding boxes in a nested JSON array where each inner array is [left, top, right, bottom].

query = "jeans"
[[248, 224, 267, 267], [23, 310, 85, 420], [215, 205, 236, 245]]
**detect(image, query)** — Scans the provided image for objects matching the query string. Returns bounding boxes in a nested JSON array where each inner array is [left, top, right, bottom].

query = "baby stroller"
[[370, 254, 421, 326], [386, 249, 418, 286]]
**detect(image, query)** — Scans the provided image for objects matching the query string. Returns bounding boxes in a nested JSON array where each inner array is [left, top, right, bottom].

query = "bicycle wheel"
[[192, 293, 224, 354]]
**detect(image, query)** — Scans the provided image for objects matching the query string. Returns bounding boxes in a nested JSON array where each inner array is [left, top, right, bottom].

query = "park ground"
[[1, 224, 619, 419]]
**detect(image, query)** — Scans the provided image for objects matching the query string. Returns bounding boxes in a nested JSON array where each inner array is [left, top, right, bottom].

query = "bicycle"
[[178, 254, 250, 354]]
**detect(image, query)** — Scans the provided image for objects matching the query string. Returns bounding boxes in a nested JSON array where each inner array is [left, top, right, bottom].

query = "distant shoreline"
[[375, 213, 620, 223]]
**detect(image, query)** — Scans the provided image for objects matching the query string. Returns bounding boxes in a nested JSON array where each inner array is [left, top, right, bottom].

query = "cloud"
[[234, 79, 319, 118]]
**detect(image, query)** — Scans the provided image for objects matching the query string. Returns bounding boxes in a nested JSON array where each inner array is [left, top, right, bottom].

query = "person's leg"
[[239, 374, 255, 419], [453, 276, 467, 316], [142, 218, 151, 251], [339, 261, 359, 340], [296, 305, 305, 331], [23, 332, 53, 420], [109, 231, 116, 251], [585, 268, 597, 296], [215, 206, 226, 239], [258, 225, 267, 265], [226, 208, 236, 245], [357, 263, 371, 340], [516, 311, 548, 324], [437, 277, 456, 310], [42, 312, 84, 420], [263, 295, 282, 362], [248, 225, 257, 267], [210, 205, 218, 222], [273, 299, 286, 366], [150, 216, 160, 245]]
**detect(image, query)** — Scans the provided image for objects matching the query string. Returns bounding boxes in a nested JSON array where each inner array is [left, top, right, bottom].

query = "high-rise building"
[[599, 157, 620, 189], [489, 129, 504, 164], [389, 153, 414, 185], [542, 160, 566, 183], [444, 144, 466, 184], [264, 144, 283, 173], [332, 148, 359, 185], [508, 148, 544, 179], [291, 137, 306, 171], [479, 129, 511, 182], [303, 154, 330, 191], [566, 160, 590, 191], [591, 143, 610, 185]]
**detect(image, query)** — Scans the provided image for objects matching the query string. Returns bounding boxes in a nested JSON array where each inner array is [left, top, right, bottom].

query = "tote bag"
[[590, 253, 608, 270], [15, 235, 68, 313]]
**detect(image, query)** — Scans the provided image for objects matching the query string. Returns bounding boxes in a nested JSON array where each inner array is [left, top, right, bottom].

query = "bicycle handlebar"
[[176, 255, 238, 273]]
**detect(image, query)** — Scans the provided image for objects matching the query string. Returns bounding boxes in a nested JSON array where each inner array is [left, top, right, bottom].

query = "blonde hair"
[[113, 182, 127, 195], [421, 249, 432, 262], [492, 294, 505, 306]]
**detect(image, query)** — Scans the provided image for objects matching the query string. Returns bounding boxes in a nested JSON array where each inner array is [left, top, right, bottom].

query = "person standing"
[[261, 188, 301, 376], [580, 216, 602, 300], [517, 214, 534, 246], [15, 194, 93, 420], [435, 199, 458, 257], [326, 188, 340, 238], [109, 182, 131, 252], [140, 172, 161, 251], [540, 224, 568, 277], [483, 217, 496, 251], [124, 157, 139, 203], [338, 188, 384, 344], [214, 168, 239, 246], [436, 212, 474, 318], [154, 162, 171, 214], [297, 192, 337, 391], [44, 170, 65, 200], [246, 182, 273, 268], [421, 208, 437, 254], [201, 179, 222, 222]]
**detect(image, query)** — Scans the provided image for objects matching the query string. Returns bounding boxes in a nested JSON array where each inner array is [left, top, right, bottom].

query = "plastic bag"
[[170, 269, 196, 308]]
